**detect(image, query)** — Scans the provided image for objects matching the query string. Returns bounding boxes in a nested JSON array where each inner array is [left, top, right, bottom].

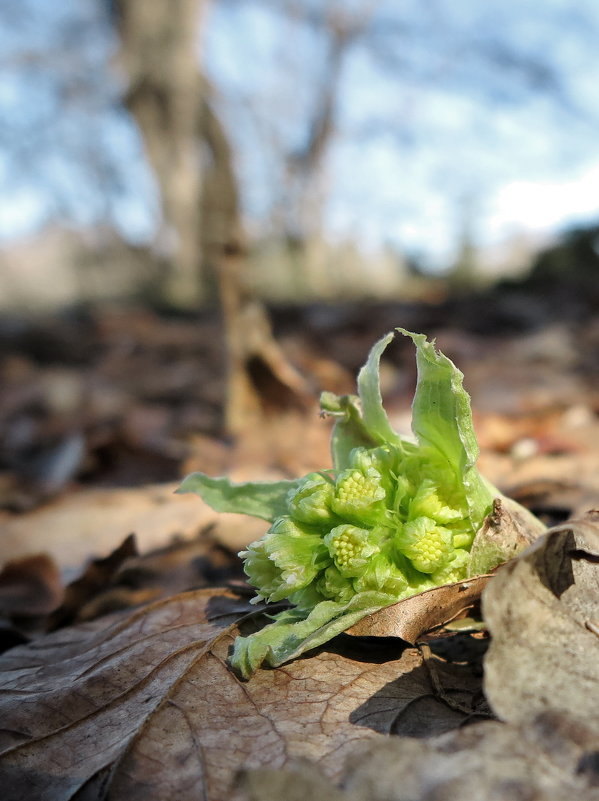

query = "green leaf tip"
[[396, 327, 492, 528], [357, 331, 403, 448]]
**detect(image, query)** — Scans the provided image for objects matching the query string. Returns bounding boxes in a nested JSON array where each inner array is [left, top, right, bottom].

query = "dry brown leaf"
[[238, 762, 349, 801], [46, 533, 138, 630], [0, 482, 268, 573], [57, 528, 243, 625], [0, 588, 484, 800], [0, 554, 63, 617], [345, 576, 491, 641], [482, 510, 599, 732], [241, 712, 599, 801]]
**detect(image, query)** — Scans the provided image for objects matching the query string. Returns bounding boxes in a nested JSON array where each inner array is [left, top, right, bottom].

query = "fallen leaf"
[[346, 712, 599, 801], [468, 495, 546, 577], [238, 761, 349, 801], [57, 527, 244, 625], [482, 510, 599, 732], [0, 588, 484, 800], [46, 533, 138, 630], [0, 554, 63, 617], [345, 576, 491, 641], [0, 482, 268, 574], [240, 711, 599, 801]]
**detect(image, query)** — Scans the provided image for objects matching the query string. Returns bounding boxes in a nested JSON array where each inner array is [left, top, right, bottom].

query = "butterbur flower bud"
[[396, 516, 453, 574], [331, 466, 387, 524], [408, 478, 464, 525], [352, 543, 414, 596], [316, 564, 355, 604], [350, 446, 397, 485], [324, 524, 381, 577], [180, 328, 546, 677], [452, 530, 475, 549], [431, 548, 470, 585], [286, 472, 336, 526], [241, 516, 330, 603]]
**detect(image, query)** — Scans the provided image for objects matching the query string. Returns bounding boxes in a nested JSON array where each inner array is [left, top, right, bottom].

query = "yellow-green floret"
[[241, 445, 477, 605]]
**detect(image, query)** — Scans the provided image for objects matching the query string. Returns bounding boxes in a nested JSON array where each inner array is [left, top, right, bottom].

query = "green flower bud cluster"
[[241, 444, 474, 609], [180, 328, 532, 676]]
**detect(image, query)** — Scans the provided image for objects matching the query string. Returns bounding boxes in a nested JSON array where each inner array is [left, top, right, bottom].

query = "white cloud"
[[484, 163, 599, 241]]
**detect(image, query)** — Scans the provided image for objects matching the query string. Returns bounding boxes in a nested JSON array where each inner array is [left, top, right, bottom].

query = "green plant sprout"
[[179, 329, 537, 678]]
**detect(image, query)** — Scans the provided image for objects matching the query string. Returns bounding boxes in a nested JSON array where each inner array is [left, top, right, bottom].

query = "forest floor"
[[1, 288, 599, 799], [2, 291, 598, 573]]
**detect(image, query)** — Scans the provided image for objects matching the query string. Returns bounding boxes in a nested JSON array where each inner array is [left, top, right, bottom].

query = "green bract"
[[179, 329, 533, 678]]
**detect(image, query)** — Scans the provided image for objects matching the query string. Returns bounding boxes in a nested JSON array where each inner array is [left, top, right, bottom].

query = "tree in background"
[[213, 0, 596, 290], [111, 0, 311, 433], [111, 0, 211, 307], [1, 0, 598, 301]]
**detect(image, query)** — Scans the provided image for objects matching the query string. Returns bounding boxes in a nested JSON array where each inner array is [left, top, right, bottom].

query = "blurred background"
[[1, 0, 599, 589], [2, 0, 599, 306]]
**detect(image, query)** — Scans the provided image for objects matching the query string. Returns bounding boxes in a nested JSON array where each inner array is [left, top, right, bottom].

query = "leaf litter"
[[483, 510, 599, 732], [2, 308, 599, 797], [1, 508, 597, 799], [241, 511, 599, 801], [0, 588, 485, 800]]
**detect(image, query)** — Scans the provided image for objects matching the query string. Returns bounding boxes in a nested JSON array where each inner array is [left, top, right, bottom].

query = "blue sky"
[[207, 0, 599, 266], [2, 0, 599, 271]]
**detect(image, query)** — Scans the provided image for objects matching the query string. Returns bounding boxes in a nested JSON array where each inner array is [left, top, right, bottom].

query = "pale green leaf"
[[320, 392, 378, 470], [177, 473, 301, 522], [357, 331, 404, 448], [230, 591, 395, 679], [398, 328, 493, 529]]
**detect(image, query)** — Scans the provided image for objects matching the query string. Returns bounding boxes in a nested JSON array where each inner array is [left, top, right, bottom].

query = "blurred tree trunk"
[[286, 17, 348, 240], [113, 0, 207, 306], [282, 3, 377, 296], [111, 0, 310, 433], [201, 93, 311, 434]]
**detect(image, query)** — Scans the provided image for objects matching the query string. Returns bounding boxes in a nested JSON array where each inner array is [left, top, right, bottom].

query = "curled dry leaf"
[[0, 588, 484, 801], [45, 527, 243, 629], [345, 575, 492, 641], [46, 533, 138, 630], [483, 510, 599, 732]]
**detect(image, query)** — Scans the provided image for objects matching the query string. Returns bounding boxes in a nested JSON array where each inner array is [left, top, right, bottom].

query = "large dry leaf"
[[482, 511, 599, 731], [341, 715, 599, 801], [0, 588, 484, 800], [241, 711, 599, 801]]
